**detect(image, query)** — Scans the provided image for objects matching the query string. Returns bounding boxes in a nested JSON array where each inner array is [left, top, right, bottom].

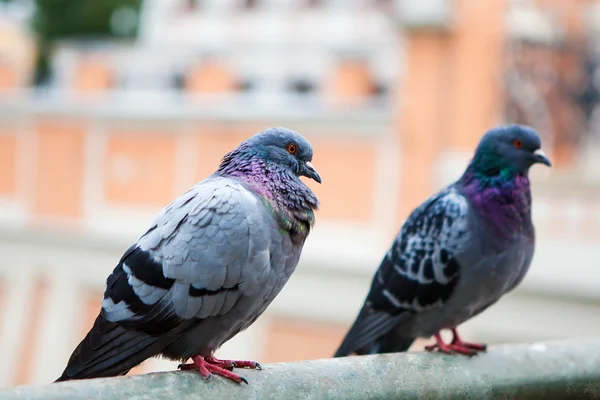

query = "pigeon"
[[56, 127, 321, 384], [334, 124, 551, 357]]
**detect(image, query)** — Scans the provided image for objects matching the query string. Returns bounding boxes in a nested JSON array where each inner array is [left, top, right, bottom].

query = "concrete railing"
[[2, 340, 600, 399]]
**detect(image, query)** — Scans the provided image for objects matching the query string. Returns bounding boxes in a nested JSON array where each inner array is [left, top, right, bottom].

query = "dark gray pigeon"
[[334, 125, 550, 357], [56, 127, 320, 384]]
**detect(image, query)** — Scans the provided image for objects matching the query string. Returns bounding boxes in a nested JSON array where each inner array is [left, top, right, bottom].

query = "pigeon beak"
[[303, 161, 322, 183], [533, 149, 551, 167]]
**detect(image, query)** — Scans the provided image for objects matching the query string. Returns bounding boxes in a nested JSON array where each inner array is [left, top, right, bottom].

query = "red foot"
[[451, 328, 487, 352], [178, 355, 262, 384], [424, 331, 487, 357]]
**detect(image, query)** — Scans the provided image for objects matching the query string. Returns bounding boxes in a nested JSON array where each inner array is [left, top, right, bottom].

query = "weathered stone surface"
[[2, 340, 600, 399]]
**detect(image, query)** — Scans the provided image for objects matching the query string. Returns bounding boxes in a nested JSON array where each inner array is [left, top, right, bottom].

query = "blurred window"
[[305, 0, 323, 7], [185, 0, 200, 11], [242, 0, 258, 9], [288, 78, 316, 94]]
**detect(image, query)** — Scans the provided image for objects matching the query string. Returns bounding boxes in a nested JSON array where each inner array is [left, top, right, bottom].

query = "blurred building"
[[1, 0, 600, 388]]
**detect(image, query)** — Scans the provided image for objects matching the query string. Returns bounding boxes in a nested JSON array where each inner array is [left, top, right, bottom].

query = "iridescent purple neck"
[[217, 152, 318, 238], [458, 169, 533, 240]]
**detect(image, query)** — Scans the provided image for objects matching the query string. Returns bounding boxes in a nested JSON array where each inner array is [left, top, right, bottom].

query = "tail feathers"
[[55, 314, 172, 382], [334, 320, 364, 358], [334, 307, 413, 357]]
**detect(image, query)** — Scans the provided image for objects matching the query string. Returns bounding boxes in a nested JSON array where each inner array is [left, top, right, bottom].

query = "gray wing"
[[101, 176, 268, 334], [335, 187, 470, 356], [59, 176, 270, 380]]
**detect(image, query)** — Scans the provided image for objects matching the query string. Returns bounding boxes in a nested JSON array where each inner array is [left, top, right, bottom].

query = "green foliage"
[[32, 0, 142, 40], [30, 0, 142, 85]]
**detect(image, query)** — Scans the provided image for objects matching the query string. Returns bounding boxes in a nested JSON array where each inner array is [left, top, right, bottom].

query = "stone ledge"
[[2, 339, 600, 399]]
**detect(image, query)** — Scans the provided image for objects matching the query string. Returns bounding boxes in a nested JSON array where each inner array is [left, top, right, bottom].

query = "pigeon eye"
[[287, 144, 297, 154], [512, 139, 523, 149]]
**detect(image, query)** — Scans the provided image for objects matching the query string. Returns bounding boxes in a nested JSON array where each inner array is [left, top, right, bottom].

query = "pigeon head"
[[229, 127, 321, 183], [218, 127, 319, 230], [469, 124, 551, 179]]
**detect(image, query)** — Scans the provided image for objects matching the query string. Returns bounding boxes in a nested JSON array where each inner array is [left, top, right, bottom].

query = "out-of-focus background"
[[0, 0, 599, 388]]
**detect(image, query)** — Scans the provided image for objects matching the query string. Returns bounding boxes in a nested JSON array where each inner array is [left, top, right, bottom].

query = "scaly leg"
[[450, 328, 487, 352], [178, 354, 262, 384], [204, 355, 262, 370], [424, 332, 479, 356]]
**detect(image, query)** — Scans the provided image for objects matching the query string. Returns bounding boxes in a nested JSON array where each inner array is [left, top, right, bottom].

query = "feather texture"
[[57, 127, 320, 381], [335, 125, 549, 357]]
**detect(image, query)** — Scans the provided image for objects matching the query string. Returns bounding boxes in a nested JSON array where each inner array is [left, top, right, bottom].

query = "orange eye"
[[287, 143, 297, 154], [512, 139, 523, 149]]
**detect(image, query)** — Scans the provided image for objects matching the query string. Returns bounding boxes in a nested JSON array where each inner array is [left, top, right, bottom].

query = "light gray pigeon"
[[334, 125, 550, 357], [56, 127, 321, 384]]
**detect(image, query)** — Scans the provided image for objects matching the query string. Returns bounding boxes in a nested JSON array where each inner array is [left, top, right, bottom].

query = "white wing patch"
[[123, 263, 169, 306]]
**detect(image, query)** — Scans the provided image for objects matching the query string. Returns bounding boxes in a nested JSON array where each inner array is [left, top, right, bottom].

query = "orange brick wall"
[[0, 63, 17, 91], [0, 132, 17, 195], [397, 33, 448, 219], [262, 317, 432, 363], [33, 121, 85, 220], [308, 138, 376, 221], [186, 61, 236, 94], [196, 126, 256, 180], [446, 0, 507, 149], [262, 318, 349, 363], [104, 131, 176, 207], [15, 279, 47, 386], [327, 59, 373, 104], [73, 57, 113, 93]]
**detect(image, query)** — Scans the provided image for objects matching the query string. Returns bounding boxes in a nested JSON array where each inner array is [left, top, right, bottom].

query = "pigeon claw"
[[179, 355, 261, 384], [452, 340, 487, 352], [230, 360, 262, 370], [425, 341, 477, 356], [425, 331, 486, 357], [179, 356, 214, 380], [204, 363, 246, 384], [448, 343, 478, 356], [204, 356, 262, 370], [205, 356, 236, 370], [451, 328, 487, 353]]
